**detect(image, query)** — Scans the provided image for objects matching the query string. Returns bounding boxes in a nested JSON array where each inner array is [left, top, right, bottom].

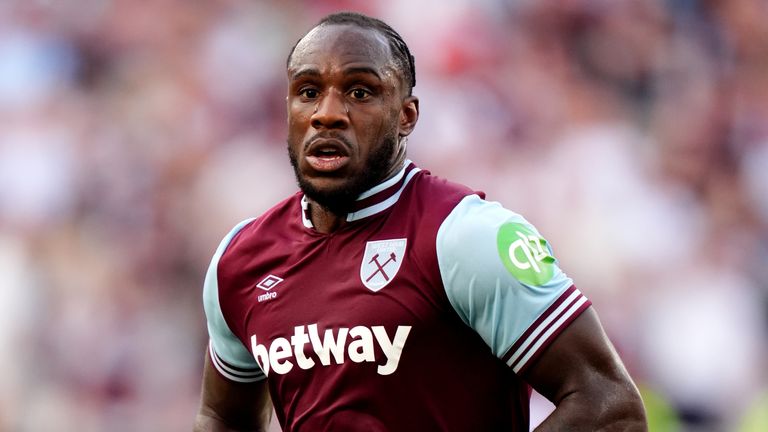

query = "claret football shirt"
[[203, 160, 590, 431]]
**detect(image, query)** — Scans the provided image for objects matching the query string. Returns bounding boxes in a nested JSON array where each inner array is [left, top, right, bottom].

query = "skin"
[[195, 351, 272, 432], [196, 23, 647, 431], [525, 308, 647, 431], [286, 24, 418, 232]]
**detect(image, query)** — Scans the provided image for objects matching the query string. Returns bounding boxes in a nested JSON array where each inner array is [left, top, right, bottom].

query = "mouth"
[[305, 137, 351, 173]]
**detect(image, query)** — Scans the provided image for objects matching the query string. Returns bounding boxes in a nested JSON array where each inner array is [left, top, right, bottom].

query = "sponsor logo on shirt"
[[256, 274, 283, 302], [496, 222, 556, 285], [250, 324, 411, 376], [360, 238, 407, 292]]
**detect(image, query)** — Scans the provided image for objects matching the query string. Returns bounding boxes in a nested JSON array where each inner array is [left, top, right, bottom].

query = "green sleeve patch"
[[496, 222, 556, 286]]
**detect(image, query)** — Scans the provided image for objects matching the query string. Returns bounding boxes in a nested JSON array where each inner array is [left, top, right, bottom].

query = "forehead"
[[288, 24, 394, 77]]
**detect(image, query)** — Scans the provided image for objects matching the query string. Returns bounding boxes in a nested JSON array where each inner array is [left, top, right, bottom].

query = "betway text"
[[250, 324, 411, 376]]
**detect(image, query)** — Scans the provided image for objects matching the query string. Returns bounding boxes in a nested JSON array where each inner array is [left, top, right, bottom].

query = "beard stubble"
[[288, 132, 398, 216]]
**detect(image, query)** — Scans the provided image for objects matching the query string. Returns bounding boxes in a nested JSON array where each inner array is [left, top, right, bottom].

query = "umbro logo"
[[257, 274, 283, 290], [256, 274, 283, 302]]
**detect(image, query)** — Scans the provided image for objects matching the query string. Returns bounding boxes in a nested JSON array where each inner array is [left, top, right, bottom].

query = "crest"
[[360, 238, 407, 292]]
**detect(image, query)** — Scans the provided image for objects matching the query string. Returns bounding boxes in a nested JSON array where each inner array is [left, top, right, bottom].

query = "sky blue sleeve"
[[203, 218, 266, 382], [436, 195, 590, 374]]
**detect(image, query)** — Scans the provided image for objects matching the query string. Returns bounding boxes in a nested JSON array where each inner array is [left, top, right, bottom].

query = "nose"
[[311, 90, 349, 130]]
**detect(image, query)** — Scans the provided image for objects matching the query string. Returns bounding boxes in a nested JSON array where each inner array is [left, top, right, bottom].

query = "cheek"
[[287, 108, 311, 137], [367, 109, 400, 139], [362, 106, 398, 133], [288, 99, 312, 121]]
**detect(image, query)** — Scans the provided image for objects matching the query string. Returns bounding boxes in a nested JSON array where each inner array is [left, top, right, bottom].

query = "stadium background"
[[1, 0, 767, 430]]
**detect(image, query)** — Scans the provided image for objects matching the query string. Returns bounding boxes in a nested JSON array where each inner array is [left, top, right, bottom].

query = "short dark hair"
[[287, 12, 416, 95]]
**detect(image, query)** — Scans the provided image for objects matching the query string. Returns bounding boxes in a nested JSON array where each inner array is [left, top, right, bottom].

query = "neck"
[[305, 154, 408, 233], [307, 200, 347, 234]]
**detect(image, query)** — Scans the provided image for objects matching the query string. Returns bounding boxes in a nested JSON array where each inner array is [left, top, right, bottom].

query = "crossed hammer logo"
[[365, 252, 398, 283]]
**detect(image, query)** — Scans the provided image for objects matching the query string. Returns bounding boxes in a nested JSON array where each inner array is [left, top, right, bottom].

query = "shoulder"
[[212, 192, 303, 289], [385, 169, 483, 256], [437, 195, 533, 252], [398, 169, 483, 223], [410, 169, 482, 202], [434, 195, 584, 369], [222, 192, 302, 254], [436, 195, 559, 287]]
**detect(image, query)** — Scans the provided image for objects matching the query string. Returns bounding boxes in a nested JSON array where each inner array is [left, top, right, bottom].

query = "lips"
[[305, 137, 351, 173]]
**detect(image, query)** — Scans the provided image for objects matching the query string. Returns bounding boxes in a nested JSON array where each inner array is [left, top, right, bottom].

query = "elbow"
[[596, 381, 648, 431], [194, 411, 271, 432], [535, 381, 648, 431], [626, 389, 649, 430]]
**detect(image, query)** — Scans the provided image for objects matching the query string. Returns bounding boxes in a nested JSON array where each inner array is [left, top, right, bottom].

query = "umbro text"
[[257, 292, 277, 302]]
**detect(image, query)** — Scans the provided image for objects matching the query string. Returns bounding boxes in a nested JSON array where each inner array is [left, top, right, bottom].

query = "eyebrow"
[[289, 66, 382, 81], [290, 68, 321, 81], [343, 66, 381, 80]]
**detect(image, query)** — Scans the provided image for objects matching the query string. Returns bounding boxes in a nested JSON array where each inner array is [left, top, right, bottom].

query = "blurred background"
[[1, 0, 767, 430]]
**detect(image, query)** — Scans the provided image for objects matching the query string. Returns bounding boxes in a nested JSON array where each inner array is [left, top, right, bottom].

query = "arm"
[[194, 350, 273, 432], [435, 195, 646, 429], [523, 307, 647, 431]]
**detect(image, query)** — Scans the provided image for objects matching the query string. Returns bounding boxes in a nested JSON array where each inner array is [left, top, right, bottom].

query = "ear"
[[398, 96, 419, 137]]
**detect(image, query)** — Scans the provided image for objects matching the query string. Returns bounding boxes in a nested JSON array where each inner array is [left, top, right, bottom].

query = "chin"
[[297, 175, 360, 215], [288, 134, 398, 215], [305, 192, 358, 216]]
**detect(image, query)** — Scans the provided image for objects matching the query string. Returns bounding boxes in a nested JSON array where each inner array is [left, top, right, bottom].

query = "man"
[[195, 12, 647, 432]]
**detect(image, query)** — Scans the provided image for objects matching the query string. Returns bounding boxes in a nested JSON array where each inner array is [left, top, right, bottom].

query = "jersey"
[[203, 161, 591, 431]]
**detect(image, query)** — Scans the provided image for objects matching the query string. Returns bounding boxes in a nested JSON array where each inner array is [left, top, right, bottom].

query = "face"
[[286, 24, 418, 215]]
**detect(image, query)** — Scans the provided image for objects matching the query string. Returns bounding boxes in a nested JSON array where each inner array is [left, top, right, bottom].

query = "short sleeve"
[[436, 195, 591, 375], [203, 218, 266, 382]]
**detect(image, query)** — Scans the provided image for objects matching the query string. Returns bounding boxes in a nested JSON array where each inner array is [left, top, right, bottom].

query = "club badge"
[[360, 238, 407, 292]]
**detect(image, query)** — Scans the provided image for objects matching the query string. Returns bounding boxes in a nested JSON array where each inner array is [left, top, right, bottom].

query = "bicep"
[[196, 350, 272, 432], [523, 307, 632, 399], [522, 307, 646, 429]]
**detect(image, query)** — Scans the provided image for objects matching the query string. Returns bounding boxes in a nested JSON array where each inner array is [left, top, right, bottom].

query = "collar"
[[301, 160, 421, 228]]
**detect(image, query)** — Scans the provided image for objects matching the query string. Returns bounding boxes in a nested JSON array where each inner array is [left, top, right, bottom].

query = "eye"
[[299, 88, 319, 99], [350, 88, 371, 100]]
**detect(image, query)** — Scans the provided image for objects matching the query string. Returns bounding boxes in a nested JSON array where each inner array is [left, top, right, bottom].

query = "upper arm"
[[522, 307, 647, 430], [203, 219, 265, 382], [436, 196, 645, 428], [197, 219, 272, 431], [196, 350, 272, 432], [436, 195, 590, 374]]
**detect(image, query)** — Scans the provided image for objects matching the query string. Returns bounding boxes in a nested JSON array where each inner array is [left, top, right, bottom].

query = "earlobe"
[[399, 96, 420, 137]]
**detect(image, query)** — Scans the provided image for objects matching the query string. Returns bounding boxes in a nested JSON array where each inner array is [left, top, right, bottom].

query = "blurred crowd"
[[1, 0, 767, 430]]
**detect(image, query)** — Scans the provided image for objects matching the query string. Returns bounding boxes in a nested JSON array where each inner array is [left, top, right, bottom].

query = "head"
[[286, 12, 419, 215]]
